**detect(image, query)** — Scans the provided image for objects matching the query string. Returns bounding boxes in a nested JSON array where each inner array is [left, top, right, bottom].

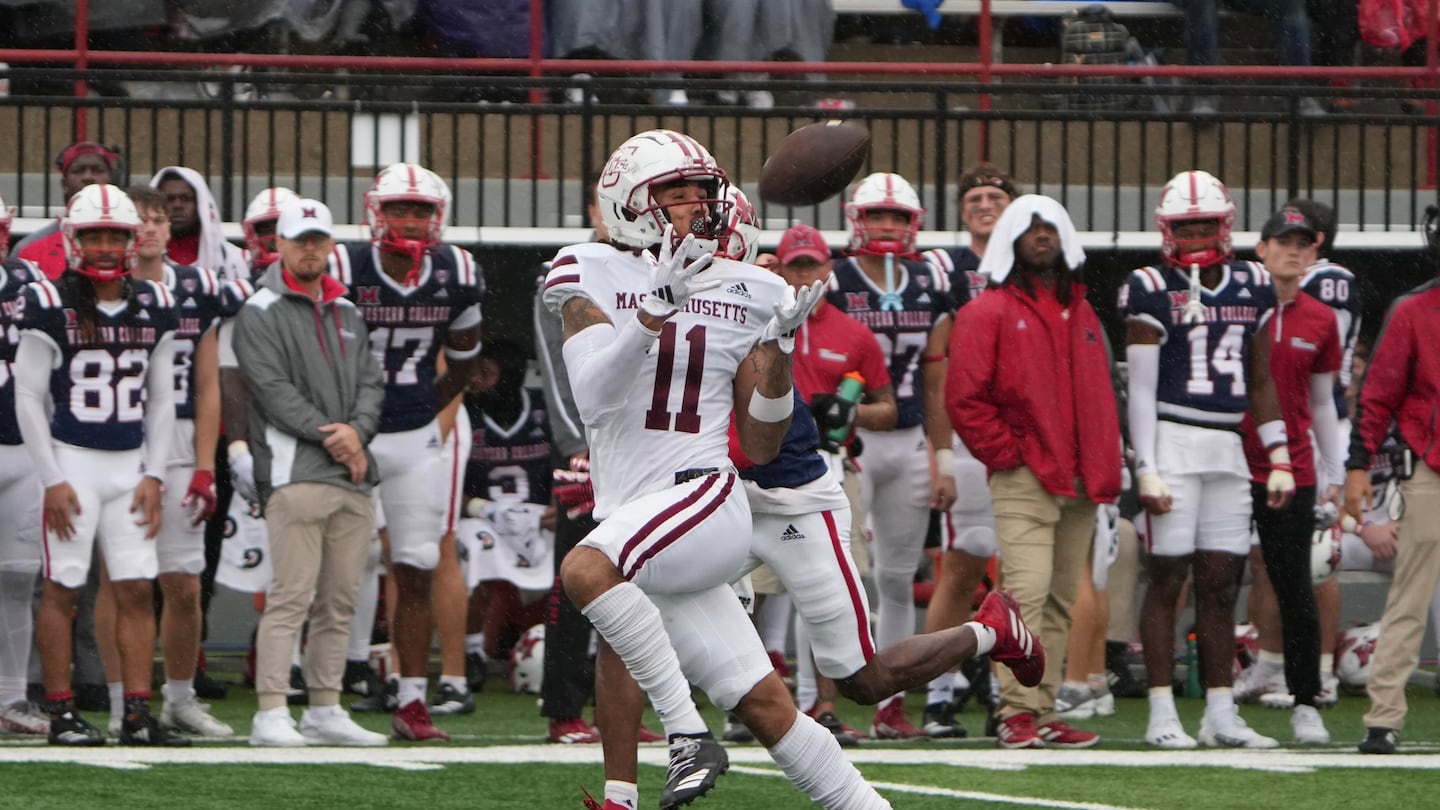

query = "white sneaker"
[[0, 700, 49, 735], [1317, 673, 1339, 708], [163, 700, 235, 737], [108, 715, 122, 738], [1199, 710, 1279, 749], [1055, 684, 1096, 720], [300, 705, 388, 747], [1145, 717, 1198, 749], [250, 707, 306, 747], [1292, 705, 1330, 745], [1234, 663, 1287, 703], [1092, 690, 1116, 717]]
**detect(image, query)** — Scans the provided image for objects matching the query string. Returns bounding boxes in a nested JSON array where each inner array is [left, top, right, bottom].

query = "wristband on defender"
[[1267, 444, 1293, 469], [934, 448, 955, 474], [1257, 419, 1288, 450], [748, 388, 794, 423]]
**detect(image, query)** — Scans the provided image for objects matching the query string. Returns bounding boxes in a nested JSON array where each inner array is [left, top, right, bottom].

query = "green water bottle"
[[825, 372, 866, 446], [1185, 633, 1201, 698]]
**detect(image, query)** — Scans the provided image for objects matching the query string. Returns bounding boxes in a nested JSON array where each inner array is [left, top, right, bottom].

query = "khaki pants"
[[255, 482, 376, 711], [1364, 460, 1440, 731], [989, 466, 1095, 723]]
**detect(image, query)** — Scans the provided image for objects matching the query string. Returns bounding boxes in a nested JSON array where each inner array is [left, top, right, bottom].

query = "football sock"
[[1319, 653, 1334, 676], [1063, 679, 1090, 693], [108, 682, 124, 726], [604, 781, 639, 810], [1147, 686, 1179, 722], [926, 671, 955, 706], [347, 555, 380, 662], [162, 678, 195, 706], [962, 621, 996, 656], [581, 582, 706, 737], [1204, 687, 1237, 727], [769, 709, 891, 809], [1087, 673, 1108, 693], [465, 633, 486, 656], [397, 677, 427, 707], [757, 593, 792, 653], [0, 570, 35, 706], [439, 675, 467, 694]]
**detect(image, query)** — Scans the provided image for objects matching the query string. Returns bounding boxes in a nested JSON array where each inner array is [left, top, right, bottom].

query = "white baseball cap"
[[276, 198, 334, 239]]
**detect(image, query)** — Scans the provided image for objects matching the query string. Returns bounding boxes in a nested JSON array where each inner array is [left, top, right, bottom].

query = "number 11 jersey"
[[1122, 261, 1275, 430], [541, 242, 784, 519]]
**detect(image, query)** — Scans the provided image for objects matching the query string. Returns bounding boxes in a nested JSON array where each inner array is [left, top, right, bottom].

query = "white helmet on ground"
[[242, 187, 299, 269], [62, 183, 141, 281], [510, 623, 545, 695], [1154, 170, 1236, 269], [365, 162, 449, 260], [845, 172, 924, 256], [1335, 623, 1380, 688], [596, 129, 730, 253]]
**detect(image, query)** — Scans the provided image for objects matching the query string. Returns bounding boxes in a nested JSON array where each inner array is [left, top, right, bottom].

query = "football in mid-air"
[[758, 120, 870, 207]]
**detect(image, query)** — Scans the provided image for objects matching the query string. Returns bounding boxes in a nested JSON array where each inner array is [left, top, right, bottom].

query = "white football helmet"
[[510, 623, 545, 695], [1311, 524, 1342, 584], [596, 129, 730, 253], [365, 162, 449, 262], [1335, 623, 1380, 688], [0, 190, 12, 261], [845, 172, 925, 256], [242, 187, 299, 270], [62, 183, 141, 281], [1154, 170, 1236, 269], [718, 186, 760, 264]]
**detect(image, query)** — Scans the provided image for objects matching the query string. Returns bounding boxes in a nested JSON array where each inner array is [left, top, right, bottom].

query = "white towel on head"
[[978, 194, 1086, 284]]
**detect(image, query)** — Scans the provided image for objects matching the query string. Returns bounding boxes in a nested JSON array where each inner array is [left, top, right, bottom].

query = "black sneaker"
[[1359, 726, 1399, 755], [343, 660, 379, 696], [721, 711, 753, 743], [193, 670, 230, 700], [120, 711, 191, 747], [956, 654, 996, 712], [465, 652, 488, 694], [922, 701, 968, 738], [350, 678, 398, 713], [48, 710, 105, 747], [428, 683, 475, 716], [287, 665, 309, 706], [1106, 641, 1148, 698], [659, 732, 728, 810], [810, 711, 859, 748]]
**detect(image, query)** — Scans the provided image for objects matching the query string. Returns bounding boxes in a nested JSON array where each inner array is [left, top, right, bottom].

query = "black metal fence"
[[3, 69, 1437, 238]]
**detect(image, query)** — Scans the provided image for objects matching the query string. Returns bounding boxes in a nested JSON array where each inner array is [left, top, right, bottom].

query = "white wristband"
[[445, 342, 482, 361], [935, 448, 955, 475], [1257, 419, 1288, 449], [747, 388, 794, 423], [228, 440, 250, 461]]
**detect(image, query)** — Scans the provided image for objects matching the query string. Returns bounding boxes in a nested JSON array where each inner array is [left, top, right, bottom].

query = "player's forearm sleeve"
[[1126, 343, 1161, 475], [142, 332, 177, 478], [1311, 372, 1344, 488], [534, 285, 587, 456], [562, 317, 660, 426], [15, 334, 65, 488]]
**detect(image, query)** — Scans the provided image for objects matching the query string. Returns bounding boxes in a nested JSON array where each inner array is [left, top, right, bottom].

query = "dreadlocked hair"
[[1007, 255, 1079, 307], [58, 271, 143, 344]]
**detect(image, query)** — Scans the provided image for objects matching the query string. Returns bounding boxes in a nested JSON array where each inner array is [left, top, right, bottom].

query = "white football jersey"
[[543, 242, 784, 518]]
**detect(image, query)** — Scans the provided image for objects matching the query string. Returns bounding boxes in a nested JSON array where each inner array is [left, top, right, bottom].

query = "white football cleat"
[[1145, 717, 1198, 749], [163, 700, 235, 737], [1292, 705, 1330, 745], [0, 700, 49, 735], [1199, 710, 1279, 749]]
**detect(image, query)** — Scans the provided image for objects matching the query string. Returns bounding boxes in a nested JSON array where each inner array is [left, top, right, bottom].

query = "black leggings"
[[1251, 483, 1320, 707], [540, 505, 598, 720]]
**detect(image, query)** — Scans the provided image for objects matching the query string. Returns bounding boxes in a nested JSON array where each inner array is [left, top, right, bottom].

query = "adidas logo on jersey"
[[434, 288, 449, 299], [726, 282, 752, 299], [137, 309, 151, 321], [1238, 288, 1252, 299], [916, 293, 931, 304], [182, 298, 197, 308], [780, 524, 806, 542]]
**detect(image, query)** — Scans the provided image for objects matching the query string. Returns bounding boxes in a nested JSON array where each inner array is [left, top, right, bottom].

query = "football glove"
[[809, 393, 857, 437], [553, 457, 596, 519], [181, 470, 217, 527], [760, 280, 826, 354], [228, 444, 258, 506], [640, 226, 720, 319]]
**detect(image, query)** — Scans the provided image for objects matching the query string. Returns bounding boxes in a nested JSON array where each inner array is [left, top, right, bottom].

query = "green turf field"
[[3, 679, 1437, 809]]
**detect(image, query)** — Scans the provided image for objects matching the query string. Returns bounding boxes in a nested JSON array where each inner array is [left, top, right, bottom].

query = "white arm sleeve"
[[561, 316, 660, 426], [15, 333, 64, 488], [141, 332, 177, 479], [1310, 371, 1344, 489], [1126, 343, 1161, 475]]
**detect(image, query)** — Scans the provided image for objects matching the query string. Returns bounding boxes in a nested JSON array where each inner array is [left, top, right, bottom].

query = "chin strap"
[[380, 236, 427, 287], [1182, 262, 1207, 325]]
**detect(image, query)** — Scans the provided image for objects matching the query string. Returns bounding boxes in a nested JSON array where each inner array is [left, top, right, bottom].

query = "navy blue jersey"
[[825, 256, 949, 429], [1122, 261, 1275, 430], [0, 258, 43, 445], [463, 387, 552, 506], [162, 260, 227, 421], [922, 246, 987, 314], [738, 390, 830, 490], [332, 242, 484, 433], [19, 277, 178, 451], [1301, 259, 1363, 418]]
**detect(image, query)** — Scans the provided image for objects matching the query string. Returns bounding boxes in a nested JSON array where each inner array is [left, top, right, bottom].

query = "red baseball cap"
[[777, 225, 831, 265]]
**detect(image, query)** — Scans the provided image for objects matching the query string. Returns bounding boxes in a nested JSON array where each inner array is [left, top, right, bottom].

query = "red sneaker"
[[392, 699, 449, 741], [870, 700, 926, 739], [974, 589, 1045, 687], [548, 717, 601, 744], [1037, 720, 1100, 748], [636, 723, 664, 744], [996, 712, 1043, 749]]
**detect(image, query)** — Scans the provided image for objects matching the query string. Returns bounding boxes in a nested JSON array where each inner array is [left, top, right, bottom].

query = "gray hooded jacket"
[[232, 263, 384, 502]]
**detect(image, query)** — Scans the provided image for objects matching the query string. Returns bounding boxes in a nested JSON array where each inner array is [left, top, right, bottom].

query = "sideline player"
[[1124, 170, 1284, 749], [545, 129, 887, 810], [241, 187, 301, 277], [825, 171, 952, 739], [16, 185, 182, 746], [148, 167, 248, 280], [16, 142, 121, 279], [330, 163, 483, 740]]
